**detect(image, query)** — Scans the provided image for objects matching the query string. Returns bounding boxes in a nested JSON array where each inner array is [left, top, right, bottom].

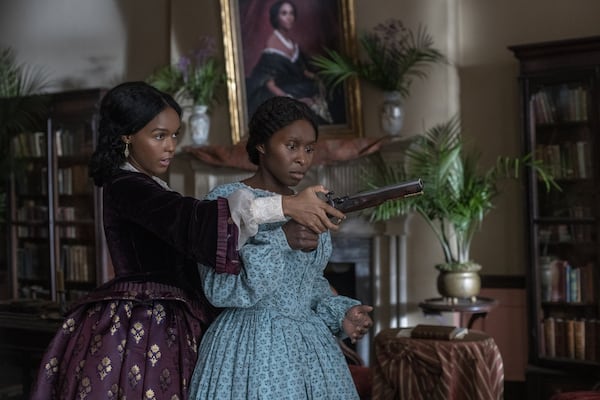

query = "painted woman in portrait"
[[244, 0, 333, 123]]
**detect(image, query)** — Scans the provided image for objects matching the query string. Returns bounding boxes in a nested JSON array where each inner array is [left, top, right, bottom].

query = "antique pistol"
[[325, 178, 424, 214]]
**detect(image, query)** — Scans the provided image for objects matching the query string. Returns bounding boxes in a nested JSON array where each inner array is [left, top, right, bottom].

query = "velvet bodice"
[[101, 170, 235, 291]]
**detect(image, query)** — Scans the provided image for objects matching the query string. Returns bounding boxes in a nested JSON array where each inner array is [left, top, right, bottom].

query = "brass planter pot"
[[436, 263, 482, 300]]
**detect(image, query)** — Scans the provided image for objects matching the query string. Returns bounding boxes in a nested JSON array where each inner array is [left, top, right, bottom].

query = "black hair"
[[88, 81, 182, 186], [246, 96, 318, 166], [269, 0, 297, 29]]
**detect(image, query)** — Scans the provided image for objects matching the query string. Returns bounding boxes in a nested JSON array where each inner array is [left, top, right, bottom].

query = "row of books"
[[57, 225, 92, 239], [538, 221, 594, 244], [13, 164, 92, 196], [11, 131, 47, 158], [56, 206, 77, 221], [57, 165, 91, 195], [15, 203, 91, 223], [536, 142, 593, 180], [531, 85, 589, 125], [16, 225, 49, 239], [60, 244, 94, 283], [14, 165, 48, 196], [541, 317, 598, 362], [11, 128, 94, 158], [16, 201, 48, 222], [19, 285, 51, 300], [16, 223, 89, 240], [55, 128, 95, 157], [539, 259, 595, 303], [16, 244, 50, 280]]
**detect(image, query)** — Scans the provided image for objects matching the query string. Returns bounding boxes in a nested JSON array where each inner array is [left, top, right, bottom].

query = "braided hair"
[[88, 81, 181, 186], [246, 96, 318, 166]]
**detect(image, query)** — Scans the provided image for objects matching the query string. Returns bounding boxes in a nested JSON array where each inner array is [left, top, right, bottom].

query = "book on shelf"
[[579, 263, 595, 303], [535, 141, 593, 180], [543, 317, 556, 357], [576, 141, 592, 179], [60, 244, 93, 283], [532, 90, 556, 124], [565, 319, 575, 359], [541, 258, 593, 304], [543, 317, 598, 362], [584, 319, 597, 362], [405, 324, 468, 340], [574, 319, 586, 360], [555, 318, 566, 358], [550, 260, 567, 302]]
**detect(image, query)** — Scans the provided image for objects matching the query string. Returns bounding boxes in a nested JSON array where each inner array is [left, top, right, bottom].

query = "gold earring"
[[124, 142, 130, 158]]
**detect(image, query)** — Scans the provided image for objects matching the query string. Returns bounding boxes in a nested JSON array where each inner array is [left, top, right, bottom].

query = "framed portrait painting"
[[220, 0, 362, 144]]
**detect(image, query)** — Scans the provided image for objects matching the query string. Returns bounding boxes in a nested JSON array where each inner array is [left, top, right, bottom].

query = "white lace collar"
[[121, 162, 172, 191], [274, 29, 295, 50], [263, 46, 299, 62]]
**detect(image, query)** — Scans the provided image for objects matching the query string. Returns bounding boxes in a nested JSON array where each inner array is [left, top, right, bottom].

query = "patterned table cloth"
[[372, 328, 504, 400]]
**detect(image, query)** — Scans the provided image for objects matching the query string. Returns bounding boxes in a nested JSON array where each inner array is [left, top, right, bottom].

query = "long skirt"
[[29, 281, 207, 400]]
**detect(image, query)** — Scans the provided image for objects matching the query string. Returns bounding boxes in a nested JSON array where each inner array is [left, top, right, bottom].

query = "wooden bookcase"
[[510, 37, 600, 398], [7, 89, 110, 305]]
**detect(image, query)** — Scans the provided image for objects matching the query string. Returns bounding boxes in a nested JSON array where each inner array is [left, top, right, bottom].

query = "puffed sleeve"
[[199, 228, 291, 307], [310, 274, 360, 336], [299, 231, 360, 336]]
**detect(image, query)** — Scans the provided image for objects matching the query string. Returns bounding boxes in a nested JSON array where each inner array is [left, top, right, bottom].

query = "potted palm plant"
[[364, 117, 558, 299], [311, 18, 445, 135]]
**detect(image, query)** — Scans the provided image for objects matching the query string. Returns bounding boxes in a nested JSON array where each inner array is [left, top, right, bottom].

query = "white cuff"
[[251, 195, 285, 224], [228, 189, 285, 249]]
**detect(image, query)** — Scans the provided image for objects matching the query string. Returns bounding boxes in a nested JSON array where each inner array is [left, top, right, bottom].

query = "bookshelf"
[[7, 89, 110, 306], [510, 37, 600, 398]]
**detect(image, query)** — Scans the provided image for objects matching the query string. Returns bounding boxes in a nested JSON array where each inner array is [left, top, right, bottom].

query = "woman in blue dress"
[[188, 96, 373, 399]]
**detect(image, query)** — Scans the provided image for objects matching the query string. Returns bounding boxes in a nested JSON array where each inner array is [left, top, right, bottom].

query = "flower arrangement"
[[312, 19, 445, 98], [147, 37, 225, 109]]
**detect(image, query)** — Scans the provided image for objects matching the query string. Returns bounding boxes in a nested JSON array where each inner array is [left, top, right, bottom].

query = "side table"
[[418, 296, 499, 328], [372, 328, 504, 400]]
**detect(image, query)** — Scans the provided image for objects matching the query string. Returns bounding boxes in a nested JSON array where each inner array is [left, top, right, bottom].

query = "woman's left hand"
[[343, 304, 374, 343], [282, 220, 319, 252]]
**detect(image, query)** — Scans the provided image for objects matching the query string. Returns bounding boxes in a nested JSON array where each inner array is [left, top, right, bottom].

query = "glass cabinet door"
[[527, 75, 599, 364], [51, 114, 98, 303], [10, 130, 52, 300]]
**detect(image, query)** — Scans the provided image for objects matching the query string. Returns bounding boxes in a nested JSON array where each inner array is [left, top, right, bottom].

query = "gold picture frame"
[[220, 0, 362, 144]]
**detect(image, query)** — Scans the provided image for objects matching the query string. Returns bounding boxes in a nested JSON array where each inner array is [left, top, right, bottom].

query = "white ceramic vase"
[[189, 105, 210, 146], [380, 91, 404, 136]]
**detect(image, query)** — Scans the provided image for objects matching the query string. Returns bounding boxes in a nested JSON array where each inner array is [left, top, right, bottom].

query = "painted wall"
[[0, 0, 170, 90]]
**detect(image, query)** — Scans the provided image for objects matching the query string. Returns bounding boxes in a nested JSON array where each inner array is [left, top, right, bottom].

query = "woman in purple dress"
[[29, 81, 345, 400]]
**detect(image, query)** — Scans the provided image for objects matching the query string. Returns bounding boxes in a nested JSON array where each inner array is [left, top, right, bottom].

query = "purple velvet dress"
[[30, 170, 240, 400]]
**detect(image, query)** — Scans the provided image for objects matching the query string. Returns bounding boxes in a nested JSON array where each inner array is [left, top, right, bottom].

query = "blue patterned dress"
[[188, 182, 360, 400]]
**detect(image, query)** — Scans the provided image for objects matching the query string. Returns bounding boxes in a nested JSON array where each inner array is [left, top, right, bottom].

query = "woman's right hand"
[[282, 185, 346, 233]]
